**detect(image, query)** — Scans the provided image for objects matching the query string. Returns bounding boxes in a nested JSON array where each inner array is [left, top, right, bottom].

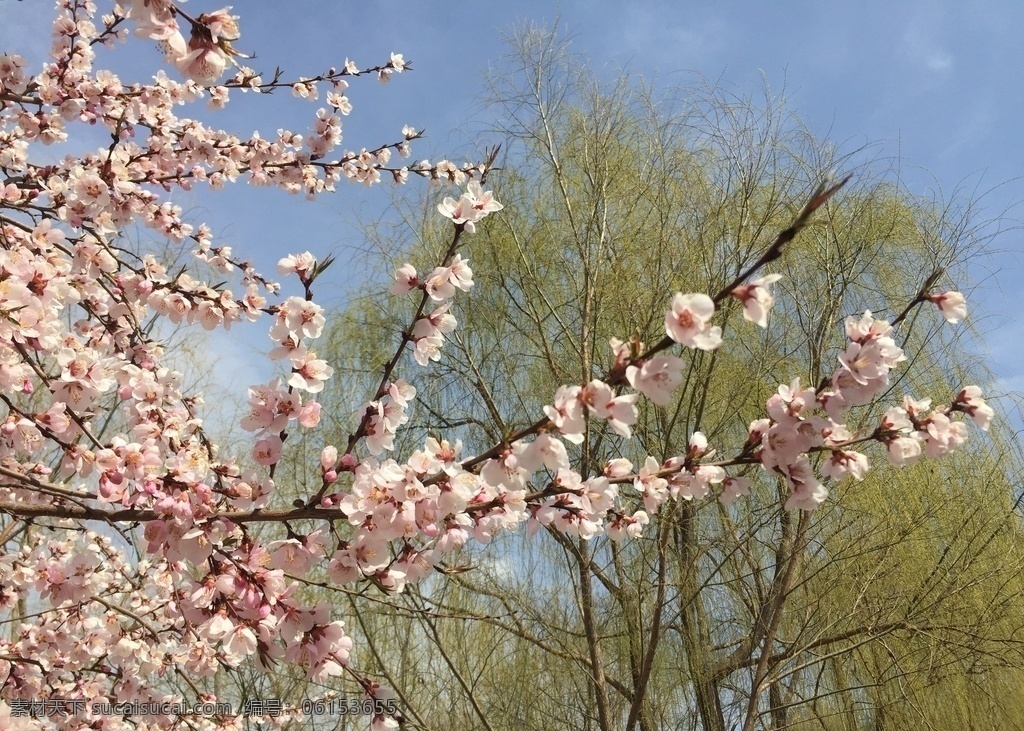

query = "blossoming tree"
[[0, 3, 999, 730], [313, 35, 1024, 728]]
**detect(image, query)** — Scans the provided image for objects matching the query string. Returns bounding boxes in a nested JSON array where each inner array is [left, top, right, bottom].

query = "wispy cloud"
[[925, 52, 953, 71], [902, 15, 955, 73]]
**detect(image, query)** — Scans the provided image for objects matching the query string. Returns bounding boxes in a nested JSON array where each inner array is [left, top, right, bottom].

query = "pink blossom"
[[391, 263, 419, 294], [413, 332, 444, 365], [0, 52, 29, 95], [357, 402, 401, 455], [253, 437, 283, 466], [200, 9, 240, 43], [767, 378, 817, 423], [919, 411, 968, 458], [288, 350, 334, 393], [731, 273, 783, 327], [821, 450, 869, 481], [720, 476, 751, 505], [222, 624, 258, 664], [845, 310, 895, 342], [299, 400, 322, 428], [272, 297, 326, 340], [606, 511, 649, 541], [880, 405, 913, 433], [388, 379, 417, 408], [634, 456, 670, 514], [413, 303, 457, 345], [70, 171, 111, 211], [544, 385, 586, 444], [519, 434, 571, 473], [604, 458, 633, 479], [955, 385, 994, 430], [448, 253, 474, 292], [423, 265, 457, 301], [418, 436, 462, 475], [927, 290, 967, 323], [480, 446, 530, 491], [782, 457, 828, 511], [267, 539, 315, 574], [582, 379, 639, 438], [278, 252, 317, 279], [465, 180, 503, 216], [669, 463, 724, 501], [126, 0, 173, 23], [886, 436, 922, 466], [664, 293, 722, 350], [837, 340, 901, 385], [438, 194, 478, 232], [173, 19, 236, 84], [200, 611, 235, 641], [437, 184, 502, 233], [626, 355, 684, 406]]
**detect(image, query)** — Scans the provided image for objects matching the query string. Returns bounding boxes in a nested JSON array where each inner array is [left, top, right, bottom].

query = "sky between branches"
[[2, 0, 1022, 430]]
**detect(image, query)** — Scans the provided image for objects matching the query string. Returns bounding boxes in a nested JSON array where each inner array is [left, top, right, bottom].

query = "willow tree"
[[310, 27, 1024, 731]]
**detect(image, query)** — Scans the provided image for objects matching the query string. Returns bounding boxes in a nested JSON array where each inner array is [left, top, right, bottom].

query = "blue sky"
[[2, 0, 1021, 428]]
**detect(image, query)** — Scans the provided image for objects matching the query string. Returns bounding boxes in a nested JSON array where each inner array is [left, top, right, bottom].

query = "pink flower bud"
[[320, 445, 338, 471]]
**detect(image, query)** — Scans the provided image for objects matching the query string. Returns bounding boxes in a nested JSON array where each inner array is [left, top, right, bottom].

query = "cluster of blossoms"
[[354, 379, 416, 456], [436, 179, 504, 233], [391, 252, 473, 365], [127, 1, 243, 85], [534, 261, 987, 516], [386, 178, 503, 366], [631, 290, 986, 512], [0, 0, 494, 725], [0, 1, 997, 729]]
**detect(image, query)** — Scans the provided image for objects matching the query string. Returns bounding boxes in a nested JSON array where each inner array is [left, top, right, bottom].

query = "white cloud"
[[925, 52, 953, 71], [902, 15, 954, 73]]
